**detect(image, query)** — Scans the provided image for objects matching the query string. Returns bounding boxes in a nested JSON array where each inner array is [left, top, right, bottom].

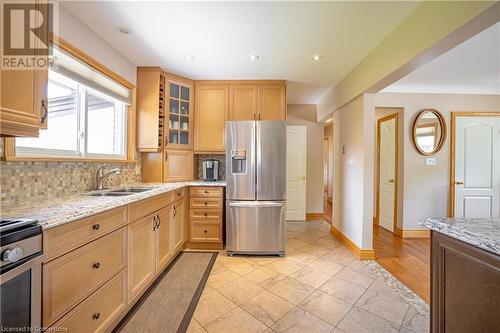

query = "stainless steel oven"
[[0, 219, 43, 331]]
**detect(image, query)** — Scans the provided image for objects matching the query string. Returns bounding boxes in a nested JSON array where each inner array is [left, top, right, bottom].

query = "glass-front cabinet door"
[[166, 74, 193, 149]]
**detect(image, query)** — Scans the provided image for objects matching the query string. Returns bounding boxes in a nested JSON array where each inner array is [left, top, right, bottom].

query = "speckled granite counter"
[[420, 218, 500, 255], [0, 181, 226, 230]]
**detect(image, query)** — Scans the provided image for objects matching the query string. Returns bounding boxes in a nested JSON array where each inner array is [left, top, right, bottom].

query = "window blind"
[[50, 45, 132, 104]]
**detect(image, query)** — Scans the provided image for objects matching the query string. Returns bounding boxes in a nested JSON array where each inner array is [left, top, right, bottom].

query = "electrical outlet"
[[135, 164, 141, 175]]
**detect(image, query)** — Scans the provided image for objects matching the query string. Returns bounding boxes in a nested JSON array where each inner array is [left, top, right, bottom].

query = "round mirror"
[[412, 108, 446, 155]]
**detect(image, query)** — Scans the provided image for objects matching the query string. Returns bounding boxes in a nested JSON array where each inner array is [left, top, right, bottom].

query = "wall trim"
[[330, 226, 375, 260], [306, 213, 324, 221], [401, 229, 430, 238]]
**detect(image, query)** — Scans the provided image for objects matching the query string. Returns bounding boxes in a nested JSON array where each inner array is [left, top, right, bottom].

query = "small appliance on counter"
[[0, 218, 43, 331], [202, 160, 219, 181]]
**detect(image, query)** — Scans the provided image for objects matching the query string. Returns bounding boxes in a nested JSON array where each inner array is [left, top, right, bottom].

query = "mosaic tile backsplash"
[[0, 160, 141, 206], [196, 154, 226, 181]]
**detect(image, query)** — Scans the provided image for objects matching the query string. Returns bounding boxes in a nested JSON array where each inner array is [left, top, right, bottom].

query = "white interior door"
[[286, 126, 307, 221], [454, 116, 500, 218], [379, 118, 396, 232]]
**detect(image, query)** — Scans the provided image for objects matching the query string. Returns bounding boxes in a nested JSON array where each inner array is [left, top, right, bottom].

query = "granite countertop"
[[420, 217, 500, 255], [0, 181, 226, 230]]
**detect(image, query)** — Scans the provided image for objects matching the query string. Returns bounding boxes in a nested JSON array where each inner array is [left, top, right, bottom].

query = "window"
[[16, 70, 127, 159]]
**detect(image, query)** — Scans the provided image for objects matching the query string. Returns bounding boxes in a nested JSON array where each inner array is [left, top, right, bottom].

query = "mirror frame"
[[412, 108, 446, 156]]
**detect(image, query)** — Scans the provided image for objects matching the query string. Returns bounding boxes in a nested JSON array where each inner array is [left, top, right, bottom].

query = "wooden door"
[[229, 85, 258, 120], [136, 68, 162, 151], [286, 126, 307, 220], [128, 215, 155, 302], [164, 149, 193, 182], [173, 199, 185, 251], [454, 116, 500, 218], [258, 85, 286, 121], [194, 84, 228, 152], [378, 116, 397, 232], [155, 206, 173, 274]]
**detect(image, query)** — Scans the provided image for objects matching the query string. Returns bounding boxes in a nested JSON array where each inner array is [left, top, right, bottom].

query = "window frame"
[[3, 36, 136, 163], [15, 70, 128, 160]]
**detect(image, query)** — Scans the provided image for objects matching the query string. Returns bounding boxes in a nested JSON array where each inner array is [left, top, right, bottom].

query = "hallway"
[[373, 225, 431, 303]]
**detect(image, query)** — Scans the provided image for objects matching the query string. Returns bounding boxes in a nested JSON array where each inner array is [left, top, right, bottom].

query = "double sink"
[[89, 187, 155, 197]]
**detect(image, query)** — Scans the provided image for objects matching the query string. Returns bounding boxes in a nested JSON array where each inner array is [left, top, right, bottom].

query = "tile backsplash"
[[196, 154, 225, 181], [0, 160, 141, 206]]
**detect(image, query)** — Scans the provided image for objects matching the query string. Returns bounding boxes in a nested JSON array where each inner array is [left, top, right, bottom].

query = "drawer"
[[52, 269, 127, 333], [43, 228, 127, 326], [173, 187, 186, 201], [190, 197, 222, 209], [191, 222, 221, 243], [190, 186, 223, 198], [129, 192, 173, 222], [44, 207, 127, 262], [190, 209, 222, 220]]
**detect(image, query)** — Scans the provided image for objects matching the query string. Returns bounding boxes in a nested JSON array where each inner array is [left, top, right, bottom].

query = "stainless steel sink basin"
[[88, 192, 134, 197], [110, 187, 154, 193]]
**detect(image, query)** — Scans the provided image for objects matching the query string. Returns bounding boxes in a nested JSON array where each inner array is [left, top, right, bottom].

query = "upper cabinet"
[[228, 82, 286, 121], [194, 84, 229, 153], [136, 68, 193, 152]]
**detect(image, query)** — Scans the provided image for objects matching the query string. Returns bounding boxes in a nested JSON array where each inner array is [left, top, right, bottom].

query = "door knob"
[[455, 180, 464, 185], [388, 179, 394, 183]]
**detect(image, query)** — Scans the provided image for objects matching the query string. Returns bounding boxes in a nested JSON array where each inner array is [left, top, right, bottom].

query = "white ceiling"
[[61, 1, 420, 104], [382, 22, 500, 95]]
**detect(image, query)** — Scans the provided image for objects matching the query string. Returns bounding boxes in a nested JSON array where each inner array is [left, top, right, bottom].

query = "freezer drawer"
[[226, 201, 285, 255]]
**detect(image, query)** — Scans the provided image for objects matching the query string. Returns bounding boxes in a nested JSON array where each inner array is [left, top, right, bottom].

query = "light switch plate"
[[425, 158, 436, 166]]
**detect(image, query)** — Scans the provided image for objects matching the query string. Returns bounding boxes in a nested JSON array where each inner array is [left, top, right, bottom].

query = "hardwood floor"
[[373, 225, 431, 303]]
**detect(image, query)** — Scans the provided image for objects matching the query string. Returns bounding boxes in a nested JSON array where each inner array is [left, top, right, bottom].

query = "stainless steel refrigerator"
[[225, 121, 286, 256]]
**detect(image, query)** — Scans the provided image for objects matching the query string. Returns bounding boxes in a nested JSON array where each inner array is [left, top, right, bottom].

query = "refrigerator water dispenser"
[[231, 149, 247, 174]]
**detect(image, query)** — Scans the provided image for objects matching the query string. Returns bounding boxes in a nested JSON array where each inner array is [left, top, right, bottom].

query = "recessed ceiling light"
[[118, 27, 130, 34], [184, 55, 195, 61], [312, 54, 323, 61], [248, 54, 260, 61]]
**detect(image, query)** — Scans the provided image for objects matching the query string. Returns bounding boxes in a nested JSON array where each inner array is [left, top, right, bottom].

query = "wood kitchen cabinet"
[[164, 149, 194, 182], [188, 186, 224, 249], [173, 199, 186, 252], [258, 84, 286, 120], [229, 85, 258, 120], [0, 0, 49, 137], [194, 84, 229, 153], [155, 206, 173, 273], [166, 74, 193, 149], [228, 82, 286, 121]]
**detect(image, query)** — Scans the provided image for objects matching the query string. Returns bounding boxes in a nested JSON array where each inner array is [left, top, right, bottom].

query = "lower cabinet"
[[155, 205, 173, 274], [173, 199, 185, 251], [188, 186, 223, 248], [53, 269, 127, 333]]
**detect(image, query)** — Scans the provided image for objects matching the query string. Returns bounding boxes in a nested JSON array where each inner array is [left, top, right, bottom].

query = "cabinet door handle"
[[92, 313, 100, 320], [41, 99, 48, 124], [157, 214, 161, 227], [92, 224, 100, 230], [165, 136, 168, 147], [173, 207, 177, 218], [153, 216, 157, 231], [165, 151, 168, 162], [93, 262, 100, 269]]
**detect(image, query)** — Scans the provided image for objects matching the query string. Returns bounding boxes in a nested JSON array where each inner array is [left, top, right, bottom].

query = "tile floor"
[[188, 221, 429, 333]]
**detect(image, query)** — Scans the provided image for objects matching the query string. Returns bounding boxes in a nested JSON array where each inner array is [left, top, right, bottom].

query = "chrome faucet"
[[96, 165, 122, 190]]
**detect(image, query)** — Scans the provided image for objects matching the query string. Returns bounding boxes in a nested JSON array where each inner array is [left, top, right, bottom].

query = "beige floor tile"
[[268, 277, 316, 305], [337, 307, 400, 333], [285, 249, 318, 265], [306, 257, 344, 275], [244, 266, 288, 289], [355, 289, 409, 325], [289, 266, 333, 288], [217, 277, 264, 305], [266, 258, 304, 275], [204, 307, 268, 333], [319, 278, 366, 304], [293, 232, 323, 243], [187, 318, 206, 333], [271, 307, 334, 333], [207, 269, 241, 289], [299, 290, 352, 326], [193, 288, 237, 326], [367, 278, 405, 302], [220, 258, 261, 275], [346, 260, 377, 278], [315, 236, 342, 249], [241, 290, 295, 326], [299, 244, 330, 257], [245, 256, 280, 266], [402, 307, 430, 333], [286, 239, 310, 250], [335, 268, 376, 288]]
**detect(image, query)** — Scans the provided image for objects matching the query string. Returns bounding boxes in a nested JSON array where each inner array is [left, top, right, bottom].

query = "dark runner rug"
[[114, 251, 218, 333]]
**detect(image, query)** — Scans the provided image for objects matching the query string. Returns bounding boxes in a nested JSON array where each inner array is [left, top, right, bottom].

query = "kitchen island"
[[420, 218, 500, 333]]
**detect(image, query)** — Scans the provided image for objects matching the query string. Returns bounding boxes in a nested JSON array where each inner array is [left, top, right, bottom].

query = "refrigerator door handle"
[[229, 201, 284, 208]]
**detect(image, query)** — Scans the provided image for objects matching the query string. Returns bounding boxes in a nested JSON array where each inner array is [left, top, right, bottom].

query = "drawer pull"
[[204, 213, 208, 217], [204, 190, 209, 194], [204, 202, 208, 205], [204, 230, 208, 234], [92, 224, 100, 230], [92, 312, 101, 320], [177, 192, 181, 196], [93, 262, 100, 269]]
